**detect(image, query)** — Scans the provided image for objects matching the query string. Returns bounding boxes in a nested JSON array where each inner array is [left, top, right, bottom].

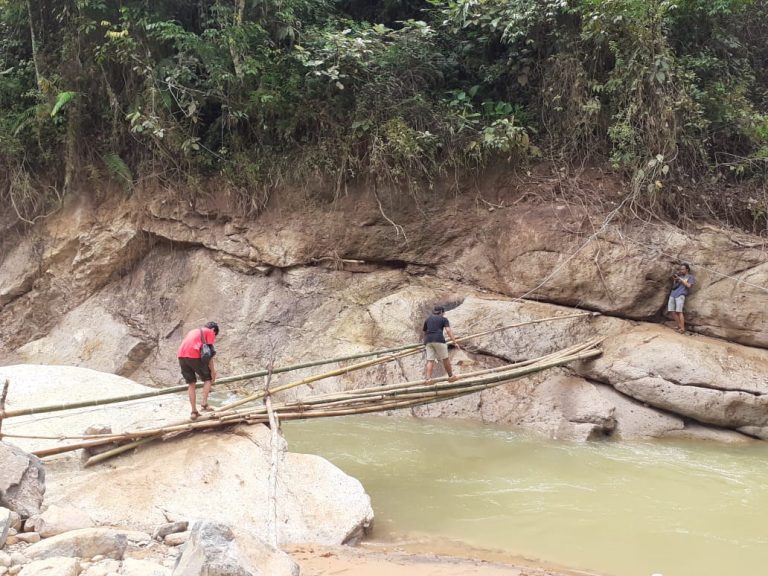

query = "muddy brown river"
[[284, 415, 768, 576]]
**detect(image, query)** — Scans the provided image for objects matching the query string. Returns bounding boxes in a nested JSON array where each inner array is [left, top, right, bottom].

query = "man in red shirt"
[[177, 321, 219, 419]]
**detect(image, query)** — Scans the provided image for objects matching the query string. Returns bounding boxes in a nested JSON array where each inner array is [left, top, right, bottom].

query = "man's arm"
[[445, 327, 461, 349], [680, 275, 693, 288]]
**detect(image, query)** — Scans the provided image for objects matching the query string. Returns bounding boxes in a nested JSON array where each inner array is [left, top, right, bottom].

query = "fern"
[[50, 91, 77, 118], [103, 153, 133, 191], [11, 105, 37, 136]]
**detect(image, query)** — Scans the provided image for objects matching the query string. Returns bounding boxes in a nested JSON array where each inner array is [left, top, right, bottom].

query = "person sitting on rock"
[[423, 305, 461, 384], [177, 321, 219, 419], [667, 263, 695, 334]]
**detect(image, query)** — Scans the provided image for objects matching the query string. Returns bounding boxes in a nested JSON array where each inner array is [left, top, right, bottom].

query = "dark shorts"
[[178, 357, 212, 384]]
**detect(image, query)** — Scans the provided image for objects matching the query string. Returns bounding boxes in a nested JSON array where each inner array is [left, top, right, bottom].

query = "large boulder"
[[0, 198, 151, 354], [0, 365, 374, 547], [381, 293, 764, 441], [0, 442, 45, 518], [45, 425, 373, 546], [0, 365, 190, 456], [172, 521, 298, 576], [577, 324, 768, 432], [15, 304, 151, 376]]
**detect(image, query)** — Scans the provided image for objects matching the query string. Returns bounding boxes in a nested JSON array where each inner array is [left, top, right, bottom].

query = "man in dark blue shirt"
[[423, 305, 461, 383], [667, 263, 695, 333]]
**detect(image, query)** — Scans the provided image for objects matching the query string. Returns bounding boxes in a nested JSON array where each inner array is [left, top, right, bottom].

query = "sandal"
[[200, 404, 213, 412], [190, 410, 200, 420]]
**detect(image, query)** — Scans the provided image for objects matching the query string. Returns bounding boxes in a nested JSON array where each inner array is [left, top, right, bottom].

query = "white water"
[[284, 415, 768, 576]]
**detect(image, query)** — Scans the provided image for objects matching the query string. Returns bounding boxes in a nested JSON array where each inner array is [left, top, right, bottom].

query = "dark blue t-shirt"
[[423, 314, 449, 343]]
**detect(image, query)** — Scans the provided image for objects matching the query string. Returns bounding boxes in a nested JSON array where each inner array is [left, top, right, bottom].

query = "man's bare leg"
[[425, 361, 434, 383], [188, 383, 198, 417], [201, 380, 213, 410], [442, 358, 457, 382]]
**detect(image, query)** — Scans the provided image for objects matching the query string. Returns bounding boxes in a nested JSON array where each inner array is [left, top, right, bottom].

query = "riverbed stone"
[[34, 505, 95, 539], [79, 558, 120, 576], [152, 522, 188, 542], [121, 558, 170, 576], [8, 553, 27, 566], [0, 444, 45, 519], [662, 423, 754, 443], [14, 533, 40, 545], [163, 533, 188, 547], [592, 384, 685, 439], [17, 557, 79, 576], [172, 521, 298, 576], [8, 512, 20, 533], [24, 528, 127, 562], [0, 508, 10, 549]]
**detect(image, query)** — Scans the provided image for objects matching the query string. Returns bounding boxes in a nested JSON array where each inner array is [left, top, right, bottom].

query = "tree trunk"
[[26, 0, 44, 93]]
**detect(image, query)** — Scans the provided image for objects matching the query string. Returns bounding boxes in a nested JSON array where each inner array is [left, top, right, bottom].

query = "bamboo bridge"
[[0, 313, 602, 467]]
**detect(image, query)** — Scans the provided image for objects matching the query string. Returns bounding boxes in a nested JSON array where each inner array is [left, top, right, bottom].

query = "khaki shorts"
[[668, 295, 686, 313], [425, 342, 449, 361]]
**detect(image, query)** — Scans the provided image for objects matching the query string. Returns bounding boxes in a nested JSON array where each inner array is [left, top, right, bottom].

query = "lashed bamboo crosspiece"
[[26, 338, 603, 465]]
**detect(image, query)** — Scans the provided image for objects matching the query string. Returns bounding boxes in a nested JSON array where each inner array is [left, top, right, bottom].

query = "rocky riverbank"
[[0, 364, 599, 576]]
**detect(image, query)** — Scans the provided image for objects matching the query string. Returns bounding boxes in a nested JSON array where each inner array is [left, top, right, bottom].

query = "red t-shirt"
[[177, 327, 216, 359]]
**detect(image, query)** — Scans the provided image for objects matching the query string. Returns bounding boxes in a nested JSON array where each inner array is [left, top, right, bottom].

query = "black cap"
[[433, 306, 445, 314], [205, 321, 220, 335]]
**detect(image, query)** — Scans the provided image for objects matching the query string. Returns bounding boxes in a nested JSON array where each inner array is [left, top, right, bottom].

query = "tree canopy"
[[1, 0, 766, 221]]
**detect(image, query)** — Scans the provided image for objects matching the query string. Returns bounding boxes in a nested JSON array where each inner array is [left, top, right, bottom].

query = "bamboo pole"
[[213, 312, 596, 414], [0, 379, 9, 435], [33, 340, 602, 451], [264, 357, 280, 549], [3, 311, 594, 420], [76, 346, 431, 461], [22, 335, 602, 443], [43, 344, 602, 463]]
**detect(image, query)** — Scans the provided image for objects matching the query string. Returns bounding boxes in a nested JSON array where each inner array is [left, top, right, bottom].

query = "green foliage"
[[0, 0, 766, 221], [103, 152, 133, 191], [50, 91, 76, 117]]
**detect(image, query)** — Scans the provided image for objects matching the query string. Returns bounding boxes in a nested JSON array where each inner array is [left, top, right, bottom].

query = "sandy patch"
[[288, 543, 603, 576]]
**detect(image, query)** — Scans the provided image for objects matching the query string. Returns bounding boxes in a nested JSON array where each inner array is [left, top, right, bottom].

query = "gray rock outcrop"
[[0, 443, 45, 518], [576, 324, 768, 433], [172, 521, 299, 576]]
